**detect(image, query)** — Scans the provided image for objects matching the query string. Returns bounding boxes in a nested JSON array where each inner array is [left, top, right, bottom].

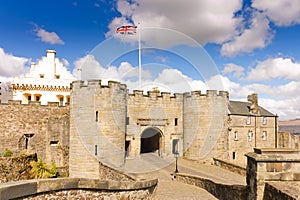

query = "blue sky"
[[1, 0, 300, 120]]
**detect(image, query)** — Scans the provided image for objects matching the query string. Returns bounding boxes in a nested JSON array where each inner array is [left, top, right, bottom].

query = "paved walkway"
[[123, 153, 246, 199]]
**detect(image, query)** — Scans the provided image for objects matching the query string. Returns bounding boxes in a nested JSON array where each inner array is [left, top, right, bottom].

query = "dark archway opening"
[[140, 128, 161, 154]]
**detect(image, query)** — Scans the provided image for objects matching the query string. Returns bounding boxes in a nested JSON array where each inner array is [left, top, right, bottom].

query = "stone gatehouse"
[[69, 80, 277, 178]]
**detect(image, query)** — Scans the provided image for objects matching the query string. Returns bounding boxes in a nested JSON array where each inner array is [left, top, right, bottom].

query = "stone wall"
[[0, 101, 69, 167], [228, 115, 277, 166], [213, 158, 246, 176], [69, 80, 128, 178], [263, 182, 300, 200], [21, 189, 153, 200], [278, 132, 300, 149], [175, 173, 248, 200], [0, 154, 37, 183], [127, 90, 183, 158], [246, 148, 300, 200], [0, 178, 157, 200], [183, 90, 229, 161]]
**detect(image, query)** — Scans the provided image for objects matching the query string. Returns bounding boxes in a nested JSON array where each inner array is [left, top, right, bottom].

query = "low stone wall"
[[99, 162, 134, 181], [0, 154, 37, 183], [175, 173, 248, 200], [263, 182, 300, 200], [213, 158, 246, 176], [0, 178, 157, 200]]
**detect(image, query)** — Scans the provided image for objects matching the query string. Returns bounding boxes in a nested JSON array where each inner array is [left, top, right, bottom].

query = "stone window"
[[40, 74, 44, 78], [262, 117, 267, 125], [246, 116, 251, 125], [262, 131, 267, 141], [59, 97, 63, 106], [233, 131, 238, 141], [50, 141, 59, 146], [96, 111, 99, 122], [126, 117, 129, 125], [232, 152, 236, 160], [95, 145, 98, 156], [175, 118, 178, 126], [248, 131, 253, 142], [34, 94, 41, 101], [55, 75, 60, 79]]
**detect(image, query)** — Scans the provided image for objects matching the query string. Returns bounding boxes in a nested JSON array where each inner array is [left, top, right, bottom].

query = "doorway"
[[140, 127, 162, 154]]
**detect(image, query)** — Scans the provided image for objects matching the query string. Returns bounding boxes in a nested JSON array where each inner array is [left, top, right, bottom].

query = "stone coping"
[[254, 148, 300, 154], [265, 181, 300, 199], [175, 173, 248, 200], [175, 172, 246, 186], [213, 157, 246, 176], [246, 152, 300, 162], [0, 178, 158, 200]]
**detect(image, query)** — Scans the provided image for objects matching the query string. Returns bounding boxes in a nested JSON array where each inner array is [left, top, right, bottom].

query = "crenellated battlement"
[[72, 79, 229, 102], [71, 80, 127, 92], [184, 90, 229, 98]]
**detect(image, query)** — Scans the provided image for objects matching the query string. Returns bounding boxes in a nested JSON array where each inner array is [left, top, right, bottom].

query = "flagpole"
[[138, 23, 142, 89]]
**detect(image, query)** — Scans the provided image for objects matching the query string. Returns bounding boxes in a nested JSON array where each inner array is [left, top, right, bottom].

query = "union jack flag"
[[116, 25, 137, 35]]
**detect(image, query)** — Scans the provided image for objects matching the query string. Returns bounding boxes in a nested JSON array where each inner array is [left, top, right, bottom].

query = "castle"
[[0, 51, 278, 179]]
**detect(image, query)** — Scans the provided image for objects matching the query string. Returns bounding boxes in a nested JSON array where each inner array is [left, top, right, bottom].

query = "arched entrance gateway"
[[140, 127, 162, 154]]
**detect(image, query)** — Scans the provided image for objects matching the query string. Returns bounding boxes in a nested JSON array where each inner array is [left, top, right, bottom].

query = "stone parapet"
[[175, 173, 247, 200], [263, 182, 300, 200], [245, 148, 300, 200], [0, 178, 157, 200]]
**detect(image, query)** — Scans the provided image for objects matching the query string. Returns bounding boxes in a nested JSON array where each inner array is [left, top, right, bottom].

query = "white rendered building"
[[11, 50, 75, 105]]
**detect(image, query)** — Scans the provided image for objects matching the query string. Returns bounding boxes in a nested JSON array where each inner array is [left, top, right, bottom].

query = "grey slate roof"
[[229, 100, 275, 117]]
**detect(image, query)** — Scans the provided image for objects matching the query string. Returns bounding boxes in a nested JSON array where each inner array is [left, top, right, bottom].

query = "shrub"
[[3, 149, 13, 157], [30, 159, 57, 179]]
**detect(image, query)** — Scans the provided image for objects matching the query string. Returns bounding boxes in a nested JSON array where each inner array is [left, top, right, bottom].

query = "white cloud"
[[260, 98, 300, 120], [252, 0, 300, 26], [73, 55, 151, 82], [73, 54, 104, 80], [35, 27, 64, 45], [107, 0, 243, 47], [0, 48, 30, 78], [246, 57, 300, 81], [222, 63, 245, 78], [221, 12, 274, 57]]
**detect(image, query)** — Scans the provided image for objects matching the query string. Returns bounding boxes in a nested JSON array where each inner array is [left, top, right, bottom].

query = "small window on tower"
[[40, 74, 44, 78], [96, 111, 99, 122], [233, 131, 238, 141], [55, 75, 60, 79], [233, 152, 236, 160], [175, 118, 178, 126]]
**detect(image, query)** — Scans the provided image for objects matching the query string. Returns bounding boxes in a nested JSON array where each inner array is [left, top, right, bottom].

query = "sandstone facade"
[[0, 100, 69, 167], [69, 80, 277, 178], [0, 79, 278, 179]]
